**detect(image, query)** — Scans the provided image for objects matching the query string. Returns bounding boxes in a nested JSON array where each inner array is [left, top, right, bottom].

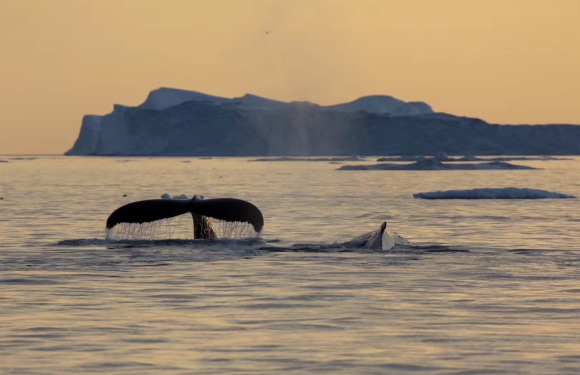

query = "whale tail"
[[106, 196, 264, 239]]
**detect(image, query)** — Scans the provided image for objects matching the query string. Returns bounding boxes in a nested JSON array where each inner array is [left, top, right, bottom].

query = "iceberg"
[[326, 95, 433, 116], [65, 87, 580, 156], [249, 156, 366, 162], [376, 155, 569, 162], [413, 188, 576, 199], [337, 159, 537, 171], [139, 87, 230, 110]]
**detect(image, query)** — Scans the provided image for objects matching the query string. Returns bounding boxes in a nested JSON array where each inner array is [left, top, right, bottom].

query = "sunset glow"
[[1, 0, 579, 154]]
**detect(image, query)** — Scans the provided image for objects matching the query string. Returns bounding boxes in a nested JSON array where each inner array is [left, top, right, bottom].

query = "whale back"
[[364, 221, 387, 250], [361, 221, 410, 250]]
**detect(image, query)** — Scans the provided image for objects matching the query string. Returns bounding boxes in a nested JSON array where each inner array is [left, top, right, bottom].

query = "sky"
[[1, 0, 579, 154]]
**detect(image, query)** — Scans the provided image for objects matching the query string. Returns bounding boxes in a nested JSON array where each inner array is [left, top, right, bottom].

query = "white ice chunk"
[[414, 188, 576, 199]]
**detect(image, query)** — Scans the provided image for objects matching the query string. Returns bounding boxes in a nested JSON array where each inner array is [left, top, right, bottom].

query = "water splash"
[[105, 214, 260, 240], [210, 219, 261, 239], [106, 219, 179, 240]]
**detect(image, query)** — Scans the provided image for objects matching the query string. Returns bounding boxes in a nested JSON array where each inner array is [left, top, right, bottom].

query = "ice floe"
[[338, 159, 537, 170], [413, 188, 575, 199]]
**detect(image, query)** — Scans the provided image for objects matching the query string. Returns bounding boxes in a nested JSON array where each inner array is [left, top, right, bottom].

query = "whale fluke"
[[106, 196, 264, 239], [106, 198, 191, 229], [189, 197, 264, 233]]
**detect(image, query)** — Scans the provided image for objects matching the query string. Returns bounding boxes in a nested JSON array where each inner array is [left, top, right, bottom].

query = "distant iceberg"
[[139, 88, 230, 110], [376, 155, 569, 162], [337, 159, 537, 171], [249, 156, 366, 162], [326, 95, 433, 116], [65, 87, 580, 156], [413, 188, 576, 199]]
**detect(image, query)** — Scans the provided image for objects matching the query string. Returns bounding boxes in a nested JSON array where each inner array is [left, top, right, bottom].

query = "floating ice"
[[338, 160, 537, 170], [375, 155, 568, 163], [413, 188, 576, 199], [160, 193, 190, 199], [249, 156, 366, 162]]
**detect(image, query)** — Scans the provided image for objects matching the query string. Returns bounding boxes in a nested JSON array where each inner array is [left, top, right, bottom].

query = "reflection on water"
[[1, 157, 580, 374]]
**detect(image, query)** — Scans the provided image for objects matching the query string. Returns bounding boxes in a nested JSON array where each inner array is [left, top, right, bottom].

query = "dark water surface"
[[1, 156, 579, 374]]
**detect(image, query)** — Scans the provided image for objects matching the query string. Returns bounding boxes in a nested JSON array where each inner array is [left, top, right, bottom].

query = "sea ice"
[[413, 188, 576, 199], [338, 159, 537, 170], [160, 193, 189, 199]]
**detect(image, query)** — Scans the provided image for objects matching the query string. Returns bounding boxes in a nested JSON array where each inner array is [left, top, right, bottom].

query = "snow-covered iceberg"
[[65, 87, 580, 156], [413, 188, 576, 199], [326, 95, 432, 116], [139, 88, 230, 110]]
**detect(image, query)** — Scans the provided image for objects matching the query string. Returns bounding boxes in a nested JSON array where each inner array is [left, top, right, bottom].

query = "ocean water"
[[1, 156, 579, 374]]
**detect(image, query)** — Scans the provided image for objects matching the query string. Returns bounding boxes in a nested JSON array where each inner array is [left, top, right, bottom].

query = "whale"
[[357, 221, 410, 250], [106, 195, 263, 239], [106, 196, 409, 248]]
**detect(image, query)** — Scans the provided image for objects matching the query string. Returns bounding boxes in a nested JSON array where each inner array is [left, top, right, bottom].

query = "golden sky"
[[1, 0, 579, 154]]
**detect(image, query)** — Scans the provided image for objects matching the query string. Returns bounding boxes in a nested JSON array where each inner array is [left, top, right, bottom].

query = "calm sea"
[[1, 156, 579, 374]]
